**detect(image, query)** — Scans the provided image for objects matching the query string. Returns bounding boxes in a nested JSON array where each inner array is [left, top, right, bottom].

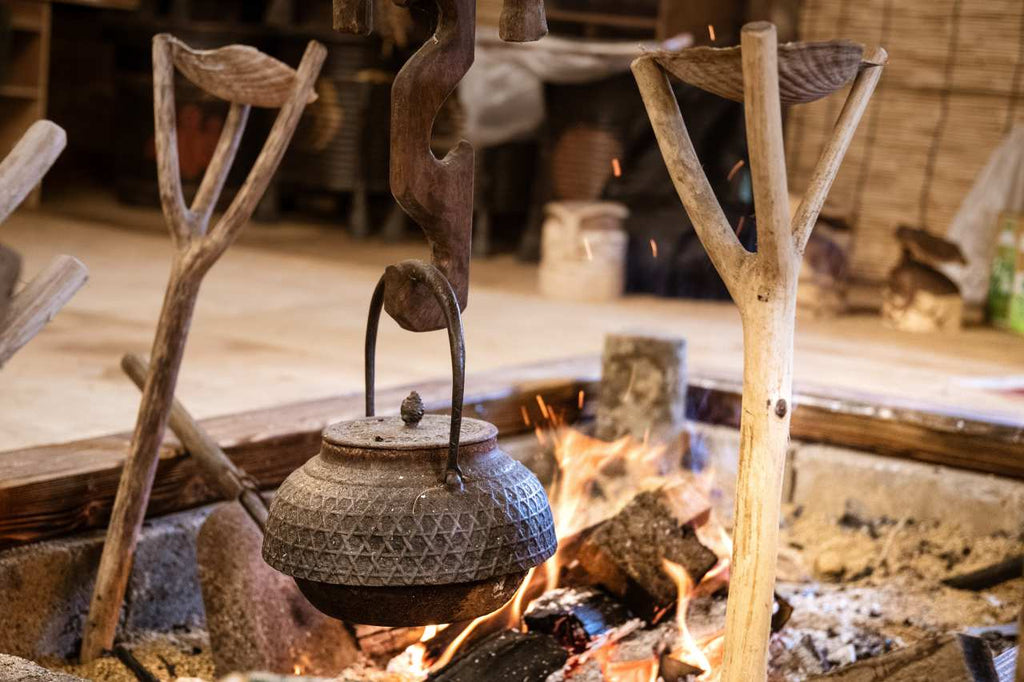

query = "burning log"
[[807, 634, 1008, 682], [523, 587, 634, 653], [561, 483, 717, 619], [427, 630, 568, 682]]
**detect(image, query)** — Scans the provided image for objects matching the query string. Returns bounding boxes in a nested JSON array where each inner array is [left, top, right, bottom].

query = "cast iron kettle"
[[262, 261, 558, 625]]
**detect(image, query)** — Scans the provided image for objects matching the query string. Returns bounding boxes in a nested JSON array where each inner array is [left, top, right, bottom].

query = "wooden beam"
[[1, 356, 1022, 550]]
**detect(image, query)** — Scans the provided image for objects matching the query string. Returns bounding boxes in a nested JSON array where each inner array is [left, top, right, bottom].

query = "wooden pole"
[[120, 352, 268, 530], [632, 23, 885, 681], [80, 35, 325, 662]]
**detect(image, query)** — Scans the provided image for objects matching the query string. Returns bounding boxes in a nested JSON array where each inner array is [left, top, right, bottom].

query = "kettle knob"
[[401, 391, 425, 426]]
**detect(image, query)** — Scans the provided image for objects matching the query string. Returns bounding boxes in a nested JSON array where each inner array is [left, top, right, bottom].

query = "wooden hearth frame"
[[1, 355, 1021, 550]]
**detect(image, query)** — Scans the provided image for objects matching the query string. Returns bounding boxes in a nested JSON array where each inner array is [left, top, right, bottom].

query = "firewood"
[[427, 630, 568, 682], [523, 587, 633, 653], [562, 484, 717, 619], [807, 634, 1005, 682], [633, 22, 886, 681], [81, 34, 325, 662]]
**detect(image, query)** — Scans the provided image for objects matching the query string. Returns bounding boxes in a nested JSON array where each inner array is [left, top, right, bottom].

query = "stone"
[[596, 332, 687, 444], [0, 507, 208, 660], [196, 503, 359, 678], [0, 654, 83, 681]]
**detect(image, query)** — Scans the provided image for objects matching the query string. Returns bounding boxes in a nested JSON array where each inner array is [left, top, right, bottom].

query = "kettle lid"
[[323, 413, 497, 452]]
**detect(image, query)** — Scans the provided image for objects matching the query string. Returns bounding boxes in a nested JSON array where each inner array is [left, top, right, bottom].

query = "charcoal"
[[523, 587, 633, 652], [427, 630, 568, 682]]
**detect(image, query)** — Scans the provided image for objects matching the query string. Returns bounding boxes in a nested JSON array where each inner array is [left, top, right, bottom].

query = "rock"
[[196, 503, 359, 678], [596, 333, 687, 444], [0, 654, 83, 681], [0, 507, 207, 660]]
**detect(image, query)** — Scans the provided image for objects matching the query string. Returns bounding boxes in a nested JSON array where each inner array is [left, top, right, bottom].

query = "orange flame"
[[662, 559, 723, 681]]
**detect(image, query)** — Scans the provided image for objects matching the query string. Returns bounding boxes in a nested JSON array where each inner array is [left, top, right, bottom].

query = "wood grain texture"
[[386, 0, 475, 332], [633, 22, 885, 682], [333, 0, 372, 35], [0, 255, 87, 367], [653, 39, 866, 105], [0, 121, 65, 225], [81, 35, 326, 662], [499, 0, 548, 42], [163, 35, 318, 109]]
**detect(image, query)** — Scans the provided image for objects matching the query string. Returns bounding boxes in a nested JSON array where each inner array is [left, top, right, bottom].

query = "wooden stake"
[[632, 23, 885, 681], [120, 353, 268, 530], [80, 35, 325, 662]]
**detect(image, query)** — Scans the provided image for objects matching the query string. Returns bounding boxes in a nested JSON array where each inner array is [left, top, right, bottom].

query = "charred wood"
[[523, 587, 634, 653], [427, 630, 568, 682]]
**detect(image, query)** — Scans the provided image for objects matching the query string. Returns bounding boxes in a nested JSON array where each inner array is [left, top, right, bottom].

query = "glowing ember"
[[708, 24, 716, 41], [521, 405, 531, 426], [736, 215, 747, 236], [650, 239, 659, 259], [612, 157, 623, 177], [577, 389, 585, 410]]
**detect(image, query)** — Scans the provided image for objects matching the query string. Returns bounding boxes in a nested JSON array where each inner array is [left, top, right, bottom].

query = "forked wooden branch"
[[0, 121, 88, 367], [633, 22, 886, 682], [81, 35, 325, 662]]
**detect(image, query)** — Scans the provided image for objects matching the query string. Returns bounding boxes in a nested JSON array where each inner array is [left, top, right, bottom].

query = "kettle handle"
[[365, 260, 467, 488]]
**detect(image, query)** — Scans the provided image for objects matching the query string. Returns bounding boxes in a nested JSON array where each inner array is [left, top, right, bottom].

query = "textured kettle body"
[[262, 413, 557, 624], [264, 414, 555, 587]]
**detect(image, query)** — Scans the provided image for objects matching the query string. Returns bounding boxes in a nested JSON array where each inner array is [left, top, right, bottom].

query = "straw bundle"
[[786, 0, 1024, 284]]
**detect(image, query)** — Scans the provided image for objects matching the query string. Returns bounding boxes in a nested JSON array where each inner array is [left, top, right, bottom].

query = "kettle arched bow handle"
[[364, 260, 467, 488]]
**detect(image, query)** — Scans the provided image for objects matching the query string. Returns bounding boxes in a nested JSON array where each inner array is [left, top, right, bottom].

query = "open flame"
[[392, 392, 732, 681]]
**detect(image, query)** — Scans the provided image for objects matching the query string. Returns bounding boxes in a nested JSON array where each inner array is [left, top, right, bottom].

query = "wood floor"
[[2, 200, 1023, 451]]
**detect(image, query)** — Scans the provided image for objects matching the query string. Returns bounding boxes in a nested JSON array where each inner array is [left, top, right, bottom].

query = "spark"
[[650, 238, 659, 259], [708, 24, 716, 41], [612, 158, 622, 177], [535, 394, 550, 420], [577, 389, 585, 410], [727, 159, 745, 181], [520, 405, 531, 426], [582, 236, 593, 261]]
